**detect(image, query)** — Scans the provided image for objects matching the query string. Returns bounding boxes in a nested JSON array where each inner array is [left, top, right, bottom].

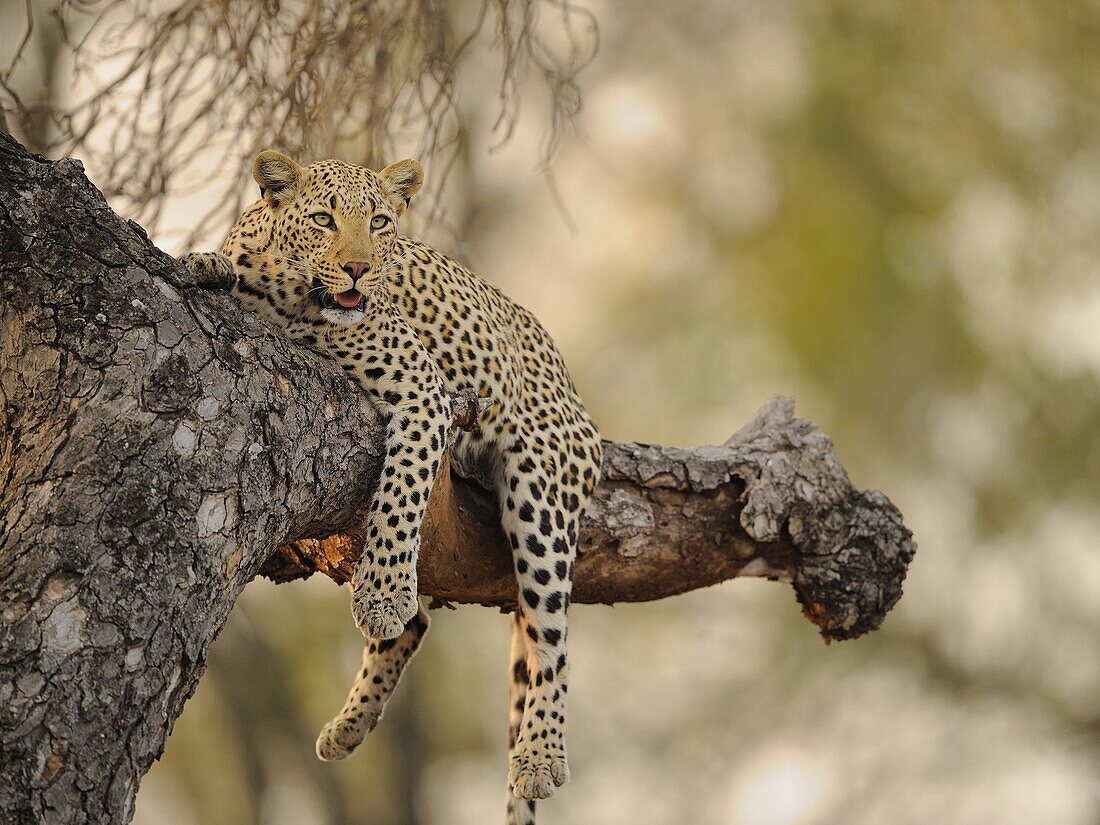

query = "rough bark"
[[0, 134, 915, 823], [267, 394, 913, 643]]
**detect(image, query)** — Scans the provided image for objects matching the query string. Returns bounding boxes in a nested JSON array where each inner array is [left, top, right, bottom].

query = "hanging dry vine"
[[0, 0, 598, 246]]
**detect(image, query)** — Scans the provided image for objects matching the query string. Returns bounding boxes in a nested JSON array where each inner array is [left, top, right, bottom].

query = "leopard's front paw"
[[179, 252, 237, 290], [351, 582, 418, 640], [315, 711, 379, 761], [509, 751, 570, 800]]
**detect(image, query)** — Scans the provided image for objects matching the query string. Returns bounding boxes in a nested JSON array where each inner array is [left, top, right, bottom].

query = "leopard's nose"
[[342, 261, 371, 278]]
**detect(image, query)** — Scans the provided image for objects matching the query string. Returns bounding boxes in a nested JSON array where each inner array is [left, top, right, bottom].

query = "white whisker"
[[377, 229, 433, 275]]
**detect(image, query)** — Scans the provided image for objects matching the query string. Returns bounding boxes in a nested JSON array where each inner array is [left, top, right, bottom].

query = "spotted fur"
[[315, 606, 430, 761], [181, 150, 602, 815]]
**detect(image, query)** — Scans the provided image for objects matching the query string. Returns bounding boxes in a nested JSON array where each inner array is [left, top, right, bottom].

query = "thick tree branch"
[[265, 394, 913, 641], [0, 135, 914, 823]]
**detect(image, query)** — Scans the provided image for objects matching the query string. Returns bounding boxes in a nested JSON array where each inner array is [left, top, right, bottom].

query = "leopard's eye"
[[370, 214, 391, 231], [311, 212, 335, 229]]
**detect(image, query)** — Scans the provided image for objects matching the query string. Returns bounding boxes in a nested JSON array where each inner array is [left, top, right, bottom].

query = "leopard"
[[180, 150, 602, 824]]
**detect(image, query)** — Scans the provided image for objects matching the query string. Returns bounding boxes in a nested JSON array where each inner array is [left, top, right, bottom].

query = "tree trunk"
[[0, 134, 915, 823]]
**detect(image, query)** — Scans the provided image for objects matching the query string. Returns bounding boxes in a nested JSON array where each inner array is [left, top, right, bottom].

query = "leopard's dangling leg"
[[501, 431, 600, 802], [330, 304, 450, 641], [506, 611, 538, 825], [316, 605, 429, 761]]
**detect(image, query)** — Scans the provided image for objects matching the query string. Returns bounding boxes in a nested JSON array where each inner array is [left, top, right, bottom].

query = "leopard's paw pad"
[[509, 753, 570, 800], [351, 586, 418, 640]]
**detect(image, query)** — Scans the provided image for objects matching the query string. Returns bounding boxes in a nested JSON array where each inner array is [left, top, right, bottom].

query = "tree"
[[0, 128, 913, 823]]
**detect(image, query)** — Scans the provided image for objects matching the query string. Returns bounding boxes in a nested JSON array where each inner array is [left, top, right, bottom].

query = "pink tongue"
[[335, 289, 362, 308]]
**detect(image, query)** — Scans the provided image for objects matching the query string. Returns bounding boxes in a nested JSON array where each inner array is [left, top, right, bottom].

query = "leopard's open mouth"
[[315, 280, 366, 313]]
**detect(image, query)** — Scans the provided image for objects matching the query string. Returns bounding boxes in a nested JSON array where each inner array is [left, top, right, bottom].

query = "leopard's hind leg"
[[316, 604, 429, 761], [501, 429, 600, 801], [506, 611, 538, 825]]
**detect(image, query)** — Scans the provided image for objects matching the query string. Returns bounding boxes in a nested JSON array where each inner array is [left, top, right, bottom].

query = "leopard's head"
[[251, 150, 423, 325]]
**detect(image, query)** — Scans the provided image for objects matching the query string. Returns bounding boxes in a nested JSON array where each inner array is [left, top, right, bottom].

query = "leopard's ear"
[[252, 150, 303, 209], [378, 159, 424, 215]]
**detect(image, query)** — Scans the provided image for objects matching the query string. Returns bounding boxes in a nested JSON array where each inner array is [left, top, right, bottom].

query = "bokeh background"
[[3, 1, 1099, 823]]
